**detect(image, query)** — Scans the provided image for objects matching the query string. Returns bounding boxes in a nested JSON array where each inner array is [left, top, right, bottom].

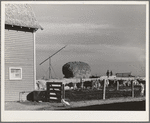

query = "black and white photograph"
[[1, 1, 149, 122]]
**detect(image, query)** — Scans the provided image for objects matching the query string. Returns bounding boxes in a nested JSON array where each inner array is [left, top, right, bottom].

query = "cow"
[[93, 80, 101, 89], [65, 82, 74, 89], [117, 80, 124, 86], [133, 79, 139, 85], [108, 80, 116, 87], [105, 79, 109, 87], [136, 79, 145, 85], [36, 80, 46, 90], [83, 81, 93, 89], [98, 79, 109, 88], [76, 82, 82, 89], [122, 80, 131, 86]]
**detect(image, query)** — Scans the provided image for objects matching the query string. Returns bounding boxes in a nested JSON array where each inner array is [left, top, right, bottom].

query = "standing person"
[[110, 71, 113, 76], [106, 70, 109, 77]]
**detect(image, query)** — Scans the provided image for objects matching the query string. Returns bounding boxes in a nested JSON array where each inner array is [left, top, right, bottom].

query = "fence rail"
[[29, 79, 145, 102], [64, 79, 145, 102]]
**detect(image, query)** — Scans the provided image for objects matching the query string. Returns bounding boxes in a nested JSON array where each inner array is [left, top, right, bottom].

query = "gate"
[[46, 82, 64, 102]]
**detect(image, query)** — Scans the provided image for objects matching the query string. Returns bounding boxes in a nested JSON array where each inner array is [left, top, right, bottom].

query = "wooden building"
[[5, 4, 43, 101], [116, 72, 132, 77]]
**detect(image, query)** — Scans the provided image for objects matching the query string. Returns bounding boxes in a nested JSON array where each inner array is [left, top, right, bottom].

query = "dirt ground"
[[5, 96, 145, 110]]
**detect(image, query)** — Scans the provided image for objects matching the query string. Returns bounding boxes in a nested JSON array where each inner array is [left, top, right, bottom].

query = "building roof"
[[116, 72, 131, 75], [116, 72, 132, 77], [5, 4, 43, 30]]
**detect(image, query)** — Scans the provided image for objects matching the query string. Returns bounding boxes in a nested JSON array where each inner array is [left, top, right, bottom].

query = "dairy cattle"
[[65, 82, 74, 89], [83, 81, 93, 89], [108, 80, 116, 87], [36, 80, 46, 90]]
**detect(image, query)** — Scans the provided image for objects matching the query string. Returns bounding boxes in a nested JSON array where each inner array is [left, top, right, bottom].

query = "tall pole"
[[103, 79, 106, 100], [131, 80, 134, 97], [49, 58, 51, 79]]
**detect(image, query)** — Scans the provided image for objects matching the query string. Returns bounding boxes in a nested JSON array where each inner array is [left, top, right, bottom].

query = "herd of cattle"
[[64, 79, 145, 90], [36, 77, 145, 91]]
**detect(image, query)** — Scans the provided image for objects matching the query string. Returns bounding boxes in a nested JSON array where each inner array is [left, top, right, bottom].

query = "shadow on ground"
[[62, 101, 145, 111]]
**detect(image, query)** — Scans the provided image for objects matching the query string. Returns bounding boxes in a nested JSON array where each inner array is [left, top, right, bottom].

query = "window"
[[9, 67, 22, 80]]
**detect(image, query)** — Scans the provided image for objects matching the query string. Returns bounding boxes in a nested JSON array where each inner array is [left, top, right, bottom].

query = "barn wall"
[[0, 38, 2, 80], [0, 23, 1, 83], [5, 28, 34, 101]]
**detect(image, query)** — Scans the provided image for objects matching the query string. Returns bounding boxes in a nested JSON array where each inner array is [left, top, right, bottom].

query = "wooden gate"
[[46, 82, 64, 102]]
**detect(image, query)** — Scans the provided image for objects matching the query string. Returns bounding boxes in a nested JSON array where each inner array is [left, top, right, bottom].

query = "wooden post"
[[103, 79, 106, 100], [92, 81, 94, 90], [117, 80, 119, 90], [46, 82, 49, 102], [131, 80, 134, 97], [80, 78, 83, 89], [49, 58, 51, 79], [62, 84, 65, 99], [73, 83, 77, 90], [144, 84, 146, 96]]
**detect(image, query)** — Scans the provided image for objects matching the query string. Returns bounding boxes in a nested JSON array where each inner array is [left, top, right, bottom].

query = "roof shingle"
[[5, 4, 43, 30]]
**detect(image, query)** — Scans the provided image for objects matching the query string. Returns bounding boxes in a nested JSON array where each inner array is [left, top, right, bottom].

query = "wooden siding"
[[0, 23, 1, 82], [0, 39, 2, 81], [5, 29, 34, 101]]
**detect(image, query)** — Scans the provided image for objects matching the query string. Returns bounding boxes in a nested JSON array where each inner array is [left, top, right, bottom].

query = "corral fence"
[[64, 78, 146, 102], [27, 78, 145, 102]]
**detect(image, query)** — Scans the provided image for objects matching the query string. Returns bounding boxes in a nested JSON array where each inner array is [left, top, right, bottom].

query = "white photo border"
[[1, 1, 149, 122]]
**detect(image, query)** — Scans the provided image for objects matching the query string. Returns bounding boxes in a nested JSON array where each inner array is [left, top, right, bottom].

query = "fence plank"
[[48, 90, 61, 93], [80, 78, 84, 89], [47, 82, 62, 85], [131, 80, 134, 97], [117, 80, 119, 90], [62, 84, 65, 99], [103, 79, 106, 100], [48, 87, 62, 89]]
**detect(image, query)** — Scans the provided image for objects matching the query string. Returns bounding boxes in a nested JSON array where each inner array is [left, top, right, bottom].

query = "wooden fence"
[[64, 79, 144, 102], [102, 79, 135, 99], [28, 80, 143, 102]]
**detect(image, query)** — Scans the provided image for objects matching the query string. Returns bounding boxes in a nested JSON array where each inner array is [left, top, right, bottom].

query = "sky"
[[31, 4, 146, 79]]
